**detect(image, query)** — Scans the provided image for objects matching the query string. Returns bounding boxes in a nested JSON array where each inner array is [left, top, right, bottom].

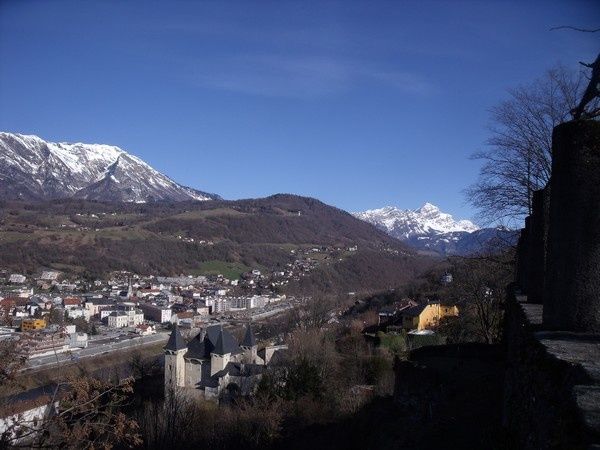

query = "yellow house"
[[21, 318, 47, 331], [401, 302, 458, 331]]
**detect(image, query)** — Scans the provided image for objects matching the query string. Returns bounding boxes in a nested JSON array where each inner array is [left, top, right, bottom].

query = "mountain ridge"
[[0, 132, 218, 203], [355, 203, 479, 238], [354, 203, 516, 256]]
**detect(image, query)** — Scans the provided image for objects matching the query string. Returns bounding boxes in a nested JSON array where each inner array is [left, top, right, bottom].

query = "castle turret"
[[210, 328, 232, 376], [164, 325, 187, 395], [240, 323, 257, 364]]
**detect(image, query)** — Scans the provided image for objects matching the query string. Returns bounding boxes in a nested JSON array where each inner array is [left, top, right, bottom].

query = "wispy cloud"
[[186, 53, 437, 98], [118, 5, 442, 98]]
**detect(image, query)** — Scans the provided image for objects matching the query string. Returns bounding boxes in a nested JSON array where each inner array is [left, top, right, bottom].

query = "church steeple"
[[127, 278, 134, 299]]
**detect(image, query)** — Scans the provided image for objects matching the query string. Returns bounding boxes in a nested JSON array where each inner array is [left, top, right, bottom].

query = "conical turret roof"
[[165, 325, 186, 351], [241, 323, 256, 347], [213, 328, 227, 356]]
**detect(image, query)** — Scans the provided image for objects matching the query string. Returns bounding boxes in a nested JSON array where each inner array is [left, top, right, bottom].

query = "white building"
[[107, 312, 129, 328], [139, 303, 172, 323], [107, 308, 144, 328], [100, 309, 114, 320], [195, 306, 210, 316], [230, 296, 267, 310], [69, 332, 88, 349], [8, 274, 26, 284], [85, 299, 115, 317], [66, 308, 90, 321], [0, 401, 59, 445], [213, 298, 230, 313], [39, 271, 61, 282], [441, 272, 453, 284]]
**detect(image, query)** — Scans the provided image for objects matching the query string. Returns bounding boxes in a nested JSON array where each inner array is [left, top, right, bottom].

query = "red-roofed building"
[[3, 297, 28, 308], [62, 297, 81, 310]]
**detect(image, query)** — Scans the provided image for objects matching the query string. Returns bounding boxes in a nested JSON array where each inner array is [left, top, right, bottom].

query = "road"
[[251, 304, 294, 321], [23, 331, 170, 372]]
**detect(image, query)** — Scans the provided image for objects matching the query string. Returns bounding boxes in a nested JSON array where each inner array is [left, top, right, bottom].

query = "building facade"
[[21, 319, 46, 331], [164, 324, 284, 401], [107, 308, 144, 328], [401, 302, 459, 331], [139, 303, 172, 323]]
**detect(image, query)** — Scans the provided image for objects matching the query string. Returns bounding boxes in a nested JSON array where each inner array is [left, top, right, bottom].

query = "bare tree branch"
[[466, 65, 597, 224], [549, 25, 600, 33]]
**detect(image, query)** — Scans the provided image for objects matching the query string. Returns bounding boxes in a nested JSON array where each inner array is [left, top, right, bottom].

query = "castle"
[[164, 323, 285, 400]]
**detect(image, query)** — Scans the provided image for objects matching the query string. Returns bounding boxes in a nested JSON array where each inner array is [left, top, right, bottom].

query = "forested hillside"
[[0, 195, 432, 294]]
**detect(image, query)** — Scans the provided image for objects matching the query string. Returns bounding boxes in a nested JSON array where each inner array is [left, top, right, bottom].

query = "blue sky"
[[0, 1, 597, 223]]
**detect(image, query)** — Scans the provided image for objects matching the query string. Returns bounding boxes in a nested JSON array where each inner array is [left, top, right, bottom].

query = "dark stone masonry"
[[527, 187, 549, 305], [515, 223, 530, 296], [543, 121, 600, 331], [508, 120, 600, 449]]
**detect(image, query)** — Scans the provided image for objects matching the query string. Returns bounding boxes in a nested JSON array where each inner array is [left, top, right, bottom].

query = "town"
[[0, 268, 290, 365], [0, 241, 367, 367]]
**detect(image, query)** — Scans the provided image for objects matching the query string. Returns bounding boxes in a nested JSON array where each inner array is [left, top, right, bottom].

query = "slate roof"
[[241, 323, 257, 347], [185, 332, 207, 359], [183, 325, 248, 359], [401, 304, 428, 318], [165, 325, 187, 351], [205, 325, 240, 356], [213, 329, 229, 356]]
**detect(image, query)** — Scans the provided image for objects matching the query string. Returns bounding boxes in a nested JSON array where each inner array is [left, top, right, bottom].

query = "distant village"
[[0, 244, 368, 362]]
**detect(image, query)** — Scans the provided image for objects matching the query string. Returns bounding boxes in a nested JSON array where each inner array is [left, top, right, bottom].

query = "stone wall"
[[514, 120, 600, 331], [544, 121, 600, 331], [507, 120, 600, 448], [515, 221, 530, 296], [527, 186, 550, 304]]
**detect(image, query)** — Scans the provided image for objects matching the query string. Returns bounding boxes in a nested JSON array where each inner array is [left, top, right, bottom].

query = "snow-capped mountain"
[[0, 132, 218, 202], [356, 203, 479, 239], [354, 203, 516, 256]]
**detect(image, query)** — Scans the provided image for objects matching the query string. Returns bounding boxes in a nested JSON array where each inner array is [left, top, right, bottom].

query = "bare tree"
[[0, 333, 141, 449], [447, 255, 513, 344], [0, 339, 25, 386], [1, 376, 141, 449], [466, 65, 596, 224], [285, 296, 336, 332]]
